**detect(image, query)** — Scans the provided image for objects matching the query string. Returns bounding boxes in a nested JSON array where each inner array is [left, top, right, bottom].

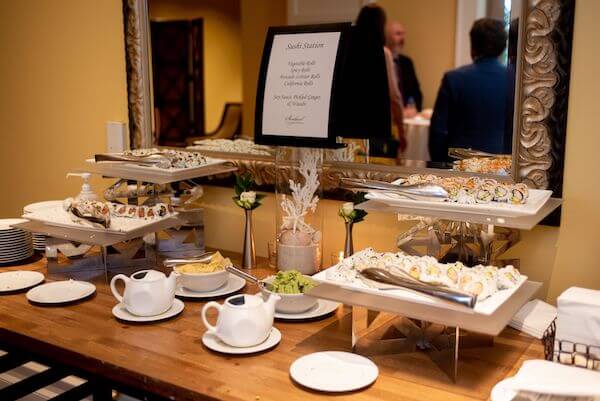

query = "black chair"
[[186, 102, 242, 145]]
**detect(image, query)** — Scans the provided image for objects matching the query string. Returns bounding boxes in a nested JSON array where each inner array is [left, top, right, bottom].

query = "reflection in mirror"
[[146, 0, 521, 177]]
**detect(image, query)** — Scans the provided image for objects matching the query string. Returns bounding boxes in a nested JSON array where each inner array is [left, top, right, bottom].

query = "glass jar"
[[274, 146, 323, 274]]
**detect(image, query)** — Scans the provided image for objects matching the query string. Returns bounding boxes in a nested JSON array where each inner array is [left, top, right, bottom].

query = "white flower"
[[240, 191, 256, 205], [341, 202, 354, 217]]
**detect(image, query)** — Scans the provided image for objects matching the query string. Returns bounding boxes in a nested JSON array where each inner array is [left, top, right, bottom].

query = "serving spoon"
[[224, 265, 269, 290]]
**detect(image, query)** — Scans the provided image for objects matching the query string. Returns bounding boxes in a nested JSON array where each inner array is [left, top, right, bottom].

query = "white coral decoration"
[[280, 150, 321, 234]]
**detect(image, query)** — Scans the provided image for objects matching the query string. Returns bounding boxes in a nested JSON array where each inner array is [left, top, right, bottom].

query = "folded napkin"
[[510, 300, 556, 339], [503, 360, 600, 397], [556, 287, 600, 356]]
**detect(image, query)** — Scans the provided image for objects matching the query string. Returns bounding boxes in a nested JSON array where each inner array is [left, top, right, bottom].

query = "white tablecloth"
[[401, 117, 430, 162]]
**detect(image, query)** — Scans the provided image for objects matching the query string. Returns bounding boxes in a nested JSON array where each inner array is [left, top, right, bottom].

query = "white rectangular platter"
[[309, 267, 541, 336], [365, 180, 552, 217], [85, 157, 237, 184], [23, 204, 179, 236]]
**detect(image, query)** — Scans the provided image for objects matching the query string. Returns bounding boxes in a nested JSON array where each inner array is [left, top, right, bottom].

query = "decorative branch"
[[280, 149, 321, 234]]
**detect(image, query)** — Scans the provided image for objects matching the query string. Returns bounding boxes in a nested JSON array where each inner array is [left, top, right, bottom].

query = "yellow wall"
[[240, 0, 287, 137], [0, 0, 599, 302], [149, 0, 242, 132], [0, 0, 127, 217], [378, 0, 457, 109]]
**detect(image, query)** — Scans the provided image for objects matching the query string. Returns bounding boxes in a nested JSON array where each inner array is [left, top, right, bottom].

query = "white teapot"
[[110, 270, 176, 316], [201, 293, 280, 347]]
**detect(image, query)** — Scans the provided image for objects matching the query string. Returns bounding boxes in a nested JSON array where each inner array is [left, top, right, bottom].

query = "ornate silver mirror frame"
[[123, 0, 574, 198]]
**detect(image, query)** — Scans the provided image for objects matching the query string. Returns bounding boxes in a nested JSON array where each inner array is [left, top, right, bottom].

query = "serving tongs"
[[340, 177, 449, 200], [163, 252, 216, 267], [448, 148, 508, 160], [94, 153, 174, 168], [360, 267, 476, 308]]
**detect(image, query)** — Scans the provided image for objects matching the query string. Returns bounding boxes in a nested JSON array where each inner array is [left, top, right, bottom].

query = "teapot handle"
[[110, 274, 129, 303], [201, 301, 222, 334]]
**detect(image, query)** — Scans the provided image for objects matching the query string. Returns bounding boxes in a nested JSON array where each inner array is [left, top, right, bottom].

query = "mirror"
[[123, 0, 573, 198]]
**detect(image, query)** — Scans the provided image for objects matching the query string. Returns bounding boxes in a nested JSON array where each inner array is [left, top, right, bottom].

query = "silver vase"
[[242, 209, 256, 269], [344, 222, 354, 257]]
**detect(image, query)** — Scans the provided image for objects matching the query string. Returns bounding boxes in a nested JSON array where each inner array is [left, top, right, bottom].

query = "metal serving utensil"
[[69, 208, 110, 228], [340, 177, 449, 200], [163, 252, 216, 267], [448, 147, 506, 160], [360, 267, 476, 308], [94, 153, 173, 169], [224, 264, 268, 290]]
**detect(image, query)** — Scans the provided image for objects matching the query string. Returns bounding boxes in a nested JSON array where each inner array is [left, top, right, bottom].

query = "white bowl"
[[174, 267, 228, 293], [261, 276, 318, 314]]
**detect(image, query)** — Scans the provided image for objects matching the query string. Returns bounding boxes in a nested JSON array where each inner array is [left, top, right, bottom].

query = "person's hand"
[[403, 107, 418, 118], [398, 134, 407, 153]]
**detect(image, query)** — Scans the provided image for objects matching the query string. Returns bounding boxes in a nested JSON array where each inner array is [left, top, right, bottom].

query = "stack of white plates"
[[23, 201, 62, 252], [0, 219, 33, 264]]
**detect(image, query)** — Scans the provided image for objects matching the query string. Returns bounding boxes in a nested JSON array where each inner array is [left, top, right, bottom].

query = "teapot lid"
[[131, 270, 166, 282]]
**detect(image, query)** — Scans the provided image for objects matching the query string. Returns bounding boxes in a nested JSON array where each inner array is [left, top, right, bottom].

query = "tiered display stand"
[[17, 157, 237, 281], [309, 196, 562, 381]]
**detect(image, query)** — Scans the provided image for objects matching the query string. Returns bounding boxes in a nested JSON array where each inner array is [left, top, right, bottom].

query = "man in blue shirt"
[[429, 18, 509, 162]]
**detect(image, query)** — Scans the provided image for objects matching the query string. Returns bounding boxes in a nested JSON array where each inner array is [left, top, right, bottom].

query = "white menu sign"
[[261, 32, 341, 139]]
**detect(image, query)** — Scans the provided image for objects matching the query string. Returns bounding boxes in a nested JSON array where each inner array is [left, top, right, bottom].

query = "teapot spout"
[[263, 292, 281, 315], [166, 271, 178, 294]]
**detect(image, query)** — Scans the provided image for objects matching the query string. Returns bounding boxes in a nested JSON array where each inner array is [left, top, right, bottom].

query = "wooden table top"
[[0, 252, 543, 401]]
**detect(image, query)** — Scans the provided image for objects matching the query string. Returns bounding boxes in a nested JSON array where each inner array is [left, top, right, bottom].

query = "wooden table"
[[0, 252, 543, 401]]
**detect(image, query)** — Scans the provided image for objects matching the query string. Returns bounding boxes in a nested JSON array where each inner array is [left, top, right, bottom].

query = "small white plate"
[[275, 299, 340, 320], [27, 280, 96, 304], [0, 251, 34, 264], [112, 298, 185, 322], [202, 327, 281, 355], [290, 351, 379, 392], [490, 378, 517, 401], [0, 219, 28, 231], [0, 271, 44, 293], [175, 274, 245, 299]]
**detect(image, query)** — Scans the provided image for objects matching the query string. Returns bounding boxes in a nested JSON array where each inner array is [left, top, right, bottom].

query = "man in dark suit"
[[429, 18, 509, 162], [386, 22, 423, 111]]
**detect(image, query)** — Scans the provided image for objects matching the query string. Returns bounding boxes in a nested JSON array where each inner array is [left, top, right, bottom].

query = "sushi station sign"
[[254, 23, 350, 149]]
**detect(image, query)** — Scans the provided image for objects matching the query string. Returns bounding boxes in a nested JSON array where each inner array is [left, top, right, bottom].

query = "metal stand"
[[45, 237, 157, 281], [351, 306, 493, 381], [397, 218, 520, 267]]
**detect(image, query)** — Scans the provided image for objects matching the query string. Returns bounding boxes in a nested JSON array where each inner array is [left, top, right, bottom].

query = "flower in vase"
[[338, 193, 368, 224], [233, 174, 264, 210]]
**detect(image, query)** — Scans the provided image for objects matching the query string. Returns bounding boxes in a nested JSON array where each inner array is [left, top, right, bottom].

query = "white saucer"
[[175, 274, 246, 299], [0, 271, 44, 293], [112, 298, 185, 322], [290, 351, 379, 392], [275, 299, 340, 320], [26, 280, 96, 304], [202, 327, 281, 355], [490, 378, 517, 401]]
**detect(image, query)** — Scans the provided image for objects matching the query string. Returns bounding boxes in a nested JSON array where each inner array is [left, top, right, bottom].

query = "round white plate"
[[0, 233, 30, 241], [0, 271, 44, 293], [491, 378, 517, 401], [202, 327, 281, 355], [290, 351, 379, 393], [0, 219, 28, 231], [175, 274, 245, 299], [112, 298, 184, 322], [0, 248, 34, 258], [275, 299, 340, 320], [23, 200, 62, 214], [26, 280, 96, 304]]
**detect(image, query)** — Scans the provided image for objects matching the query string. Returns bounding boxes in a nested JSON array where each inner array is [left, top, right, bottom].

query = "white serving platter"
[[365, 179, 552, 217], [309, 266, 540, 336], [22, 204, 178, 236], [85, 156, 237, 184]]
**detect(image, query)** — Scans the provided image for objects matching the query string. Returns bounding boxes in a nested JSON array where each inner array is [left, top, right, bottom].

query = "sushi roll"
[[459, 270, 494, 300], [475, 187, 494, 204], [494, 184, 510, 202], [138, 206, 146, 219], [498, 265, 521, 289], [127, 205, 137, 217], [509, 187, 527, 204], [455, 188, 476, 204]]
